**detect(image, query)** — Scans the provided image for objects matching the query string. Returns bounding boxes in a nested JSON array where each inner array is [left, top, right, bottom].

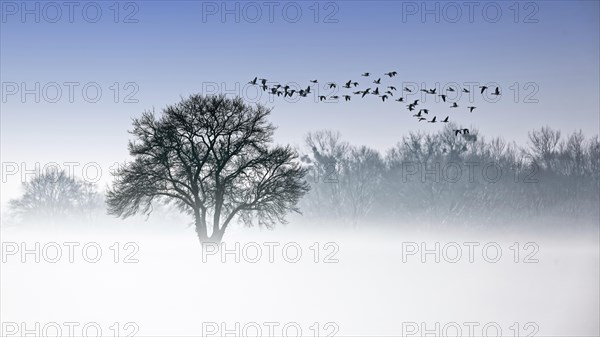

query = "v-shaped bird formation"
[[248, 71, 502, 137]]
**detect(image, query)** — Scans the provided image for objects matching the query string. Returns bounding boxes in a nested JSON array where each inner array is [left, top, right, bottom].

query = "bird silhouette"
[[413, 111, 422, 117], [454, 129, 462, 136], [468, 106, 476, 113], [331, 95, 339, 100], [361, 72, 370, 77], [492, 87, 501, 96], [462, 88, 469, 93], [404, 87, 412, 92], [439, 94, 447, 102], [310, 80, 318, 83], [395, 97, 404, 102], [372, 87, 380, 95], [328, 83, 337, 89], [419, 109, 429, 114], [418, 117, 427, 122], [344, 80, 352, 88], [249, 77, 258, 85], [479, 86, 488, 94], [373, 78, 381, 84], [384, 71, 397, 77], [447, 87, 455, 92], [462, 128, 470, 134], [388, 86, 397, 91], [407, 104, 415, 111], [428, 116, 437, 123], [441, 116, 449, 122], [361, 88, 371, 97], [343, 95, 351, 101], [319, 95, 326, 101], [385, 90, 394, 96], [380, 95, 388, 102], [450, 102, 459, 108]]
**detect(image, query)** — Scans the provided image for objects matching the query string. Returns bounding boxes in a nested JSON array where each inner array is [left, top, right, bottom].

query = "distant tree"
[[106, 94, 309, 243], [528, 126, 561, 169], [340, 145, 384, 228], [300, 130, 349, 221], [9, 170, 102, 224]]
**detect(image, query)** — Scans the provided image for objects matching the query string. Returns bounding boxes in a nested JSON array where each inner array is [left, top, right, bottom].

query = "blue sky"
[[1, 0, 599, 202]]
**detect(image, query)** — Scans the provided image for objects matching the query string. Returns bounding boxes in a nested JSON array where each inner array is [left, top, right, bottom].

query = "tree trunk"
[[194, 212, 212, 244]]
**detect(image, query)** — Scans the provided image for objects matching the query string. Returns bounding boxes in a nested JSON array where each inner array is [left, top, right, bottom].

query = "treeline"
[[6, 125, 599, 228], [298, 125, 600, 228]]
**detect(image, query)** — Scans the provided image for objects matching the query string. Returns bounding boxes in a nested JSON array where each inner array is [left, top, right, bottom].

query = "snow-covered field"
[[1, 224, 598, 336]]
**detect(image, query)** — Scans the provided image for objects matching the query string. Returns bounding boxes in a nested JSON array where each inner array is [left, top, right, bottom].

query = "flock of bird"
[[249, 71, 502, 137]]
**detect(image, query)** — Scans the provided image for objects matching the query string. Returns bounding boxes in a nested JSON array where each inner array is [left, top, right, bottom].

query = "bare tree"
[[9, 169, 102, 224], [528, 126, 561, 169], [106, 94, 309, 243], [340, 145, 384, 228]]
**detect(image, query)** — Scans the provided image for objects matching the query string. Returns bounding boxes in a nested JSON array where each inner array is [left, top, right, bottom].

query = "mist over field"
[[2, 0, 599, 336]]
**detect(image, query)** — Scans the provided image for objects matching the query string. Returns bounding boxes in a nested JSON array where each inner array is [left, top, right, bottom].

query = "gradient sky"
[[1, 0, 599, 207]]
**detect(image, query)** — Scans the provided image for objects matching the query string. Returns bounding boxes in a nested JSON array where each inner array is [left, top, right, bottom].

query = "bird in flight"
[[468, 106, 476, 113], [310, 79, 318, 83], [373, 78, 381, 84], [412, 99, 419, 106], [319, 95, 326, 101], [361, 72, 370, 77], [407, 104, 416, 111], [361, 88, 371, 97], [413, 111, 422, 117], [385, 90, 394, 96], [439, 94, 447, 102], [384, 71, 398, 77], [428, 116, 437, 123], [479, 86, 488, 94], [395, 97, 404, 102], [380, 95, 389, 102], [328, 83, 337, 89], [441, 116, 449, 123], [447, 87, 455, 92], [419, 109, 429, 114], [343, 95, 351, 101], [450, 102, 459, 108], [249, 77, 258, 85], [462, 88, 469, 93], [418, 117, 427, 122], [404, 87, 412, 92], [388, 86, 397, 91], [492, 87, 501, 96]]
